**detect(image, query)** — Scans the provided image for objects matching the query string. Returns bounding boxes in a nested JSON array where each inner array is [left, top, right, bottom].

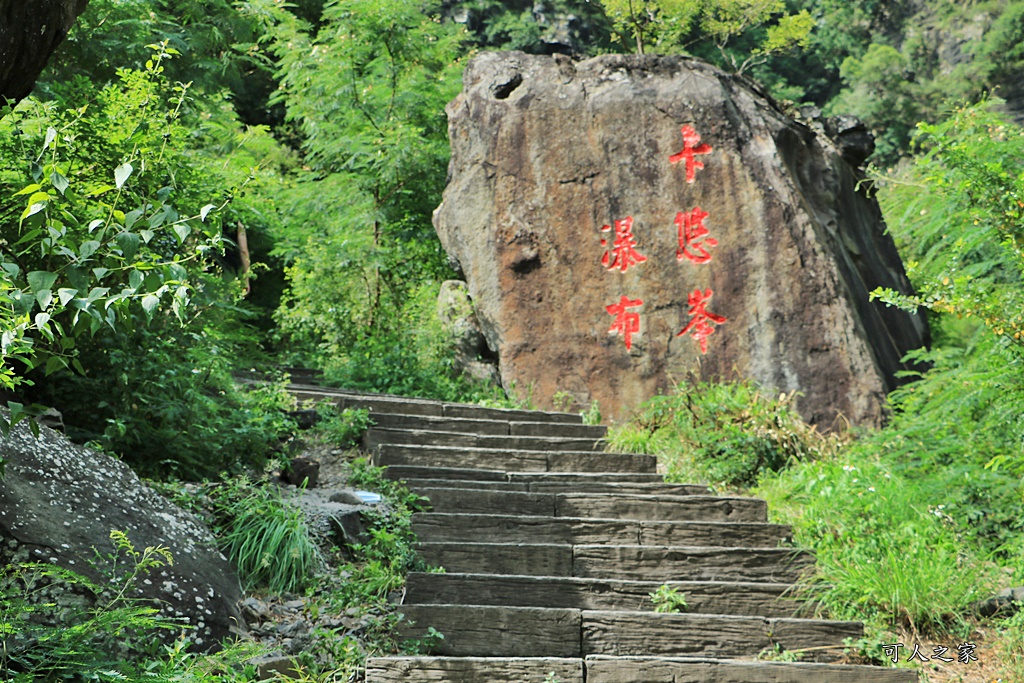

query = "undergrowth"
[[0, 531, 262, 682], [607, 378, 846, 489]]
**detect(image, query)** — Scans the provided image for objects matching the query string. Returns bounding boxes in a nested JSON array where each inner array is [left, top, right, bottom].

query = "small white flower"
[[843, 465, 856, 472], [868, 487, 875, 492]]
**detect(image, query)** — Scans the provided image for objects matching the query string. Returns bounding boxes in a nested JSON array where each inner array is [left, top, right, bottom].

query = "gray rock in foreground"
[[0, 417, 244, 648]]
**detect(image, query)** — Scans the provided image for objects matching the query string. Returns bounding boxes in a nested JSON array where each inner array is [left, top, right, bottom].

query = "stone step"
[[415, 488, 768, 522], [385, 466, 668, 486], [365, 428, 608, 454], [397, 606, 861, 661], [366, 412, 608, 438], [288, 384, 582, 423], [366, 656, 917, 683], [373, 443, 656, 474], [412, 513, 792, 548], [366, 657, 584, 683], [404, 572, 808, 618], [404, 478, 709, 496], [416, 543, 813, 583]]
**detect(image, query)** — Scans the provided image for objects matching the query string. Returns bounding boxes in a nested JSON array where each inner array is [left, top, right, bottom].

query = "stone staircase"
[[290, 383, 917, 683]]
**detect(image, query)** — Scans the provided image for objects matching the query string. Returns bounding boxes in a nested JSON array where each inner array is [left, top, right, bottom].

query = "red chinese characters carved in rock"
[[607, 295, 644, 350], [675, 206, 718, 264], [669, 125, 713, 183], [678, 288, 726, 354], [601, 216, 647, 273]]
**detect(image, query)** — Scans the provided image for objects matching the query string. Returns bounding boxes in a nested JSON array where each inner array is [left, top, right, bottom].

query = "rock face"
[[433, 52, 928, 426], [0, 418, 244, 648], [437, 280, 502, 386]]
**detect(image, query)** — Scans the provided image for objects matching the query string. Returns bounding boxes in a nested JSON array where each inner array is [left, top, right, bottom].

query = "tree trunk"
[[0, 0, 90, 105]]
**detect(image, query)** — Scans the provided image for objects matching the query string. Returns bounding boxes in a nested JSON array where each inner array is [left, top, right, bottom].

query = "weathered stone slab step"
[[373, 443, 655, 473], [404, 572, 808, 617], [385, 466, 668, 486], [573, 545, 814, 583], [365, 656, 583, 683], [416, 488, 768, 522], [367, 412, 607, 438], [584, 656, 918, 683], [365, 656, 917, 683], [288, 384, 582, 423], [404, 477, 709, 496], [416, 543, 812, 582], [365, 428, 608, 454], [398, 606, 860, 661], [581, 611, 859, 660], [412, 513, 792, 548]]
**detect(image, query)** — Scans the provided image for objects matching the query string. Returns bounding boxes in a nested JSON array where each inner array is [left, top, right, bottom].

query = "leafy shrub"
[[607, 379, 843, 488], [35, 325, 297, 480], [212, 479, 323, 594], [0, 531, 262, 682], [315, 406, 373, 450]]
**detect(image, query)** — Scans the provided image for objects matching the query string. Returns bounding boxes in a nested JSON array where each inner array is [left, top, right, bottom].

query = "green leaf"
[[13, 184, 41, 196], [35, 289, 53, 311], [44, 127, 57, 150], [79, 240, 101, 260], [92, 267, 109, 280], [200, 204, 217, 221], [140, 229, 155, 243], [141, 293, 160, 317], [114, 162, 134, 189], [44, 355, 68, 376], [115, 232, 141, 262], [1, 262, 20, 278], [57, 288, 77, 306], [34, 312, 50, 328], [21, 202, 47, 221], [173, 223, 191, 244], [87, 219, 104, 233], [51, 171, 70, 195], [129, 270, 144, 291], [125, 208, 144, 230], [86, 184, 117, 197], [27, 271, 58, 293]]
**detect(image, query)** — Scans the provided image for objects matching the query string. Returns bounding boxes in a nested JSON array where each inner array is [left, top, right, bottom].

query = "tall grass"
[[755, 451, 996, 635], [217, 483, 323, 594]]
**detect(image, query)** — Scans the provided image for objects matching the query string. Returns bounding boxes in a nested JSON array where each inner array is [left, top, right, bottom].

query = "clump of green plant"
[[582, 400, 602, 426], [212, 478, 323, 594], [608, 379, 843, 488], [305, 459, 431, 676], [757, 642, 801, 662], [0, 530, 262, 681], [649, 584, 688, 613], [755, 446, 996, 637], [997, 610, 1024, 679], [314, 405, 373, 449]]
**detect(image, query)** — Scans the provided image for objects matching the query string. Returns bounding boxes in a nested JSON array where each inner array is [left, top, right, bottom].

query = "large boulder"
[[433, 52, 928, 426], [0, 417, 244, 648]]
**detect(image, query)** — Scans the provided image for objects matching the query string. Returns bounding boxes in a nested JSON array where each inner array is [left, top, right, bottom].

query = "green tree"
[[599, 0, 811, 71], [240, 0, 494, 398]]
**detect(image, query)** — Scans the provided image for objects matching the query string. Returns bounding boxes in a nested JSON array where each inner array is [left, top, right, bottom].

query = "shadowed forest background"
[[2, 0, 1024, 680]]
